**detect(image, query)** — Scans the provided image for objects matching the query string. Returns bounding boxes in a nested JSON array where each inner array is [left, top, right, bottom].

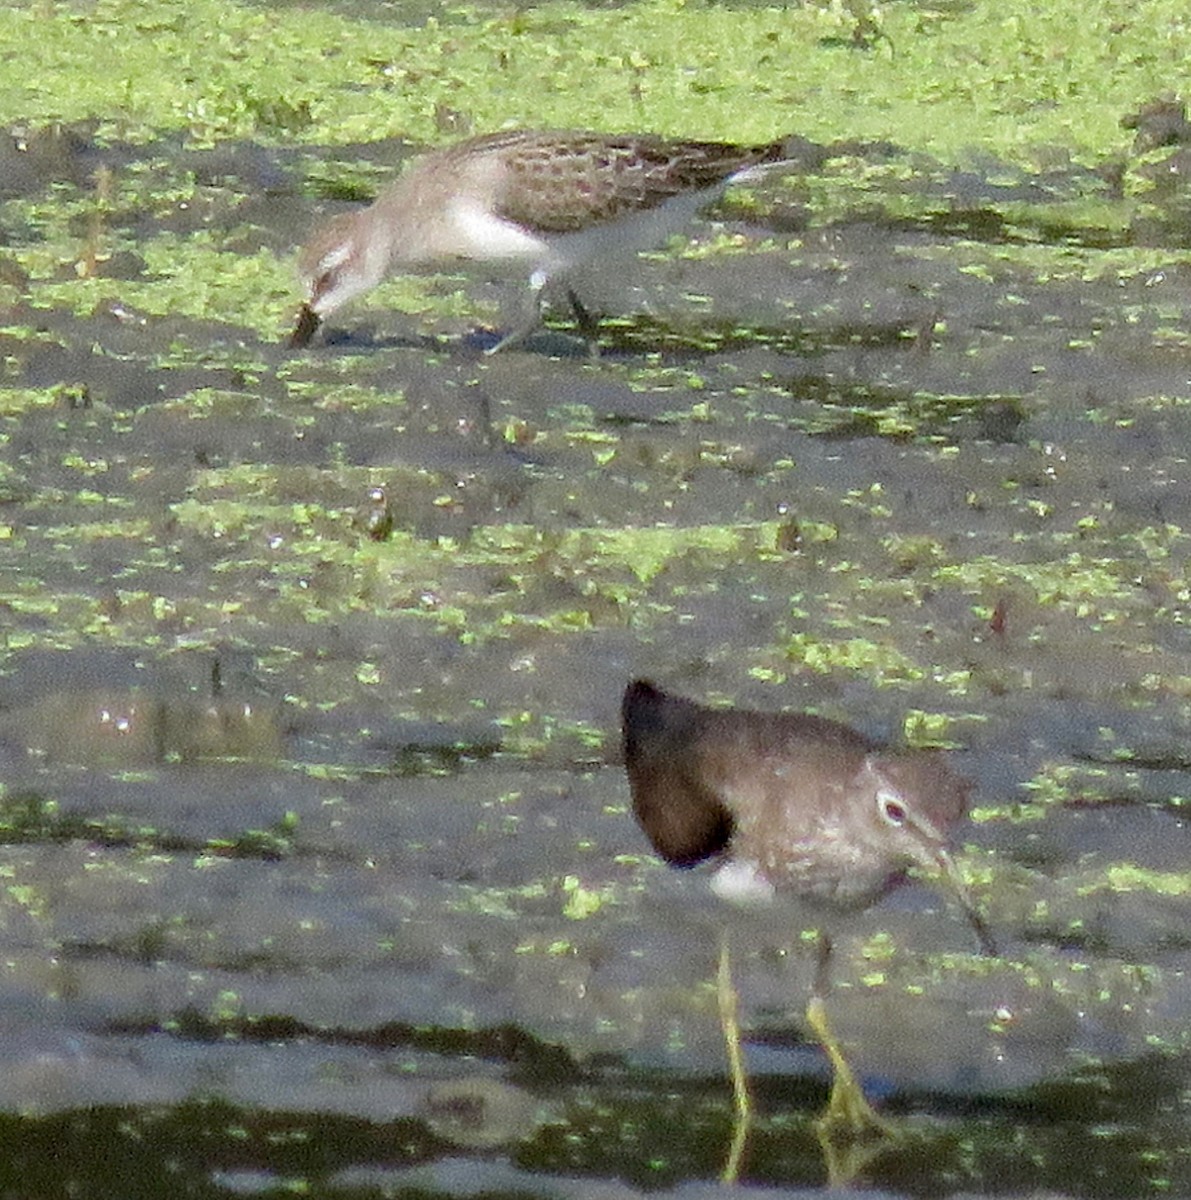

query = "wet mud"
[[3, 99, 1191, 1196]]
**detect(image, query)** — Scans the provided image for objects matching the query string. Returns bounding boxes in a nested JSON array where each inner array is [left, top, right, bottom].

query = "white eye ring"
[[878, 789, 907, 826]]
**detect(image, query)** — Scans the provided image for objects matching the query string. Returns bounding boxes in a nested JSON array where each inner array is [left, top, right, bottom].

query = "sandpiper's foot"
[[483, 320, 537, 355], [482, 284, 600, 357], [818, 1057, 896, 1141], [816, 1123, 899, 1189], [805, 994, 896, 1140], [482, 280, 548, 355], [804, 993, 898, 1184]]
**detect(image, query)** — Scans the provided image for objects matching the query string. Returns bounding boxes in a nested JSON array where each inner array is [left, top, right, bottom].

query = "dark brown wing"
[[622, 679, 734, 866]]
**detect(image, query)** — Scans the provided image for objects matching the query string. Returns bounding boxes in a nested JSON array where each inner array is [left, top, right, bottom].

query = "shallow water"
[[3, 100, 1191, 1198]]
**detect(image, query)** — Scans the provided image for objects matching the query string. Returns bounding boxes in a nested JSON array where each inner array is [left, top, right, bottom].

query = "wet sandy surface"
[[3, 111, 1191, 1195]]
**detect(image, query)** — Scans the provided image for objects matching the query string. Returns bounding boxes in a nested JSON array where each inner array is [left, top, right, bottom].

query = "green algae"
[[0, 788, 300, 857], [1, 0, 1187, 164]]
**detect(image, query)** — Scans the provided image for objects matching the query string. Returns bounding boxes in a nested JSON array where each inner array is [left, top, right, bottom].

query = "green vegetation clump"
[[0, 0, 1185, 164]]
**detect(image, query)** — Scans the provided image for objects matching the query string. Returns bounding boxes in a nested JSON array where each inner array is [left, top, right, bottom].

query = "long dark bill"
[[936, 848, 998, 957]]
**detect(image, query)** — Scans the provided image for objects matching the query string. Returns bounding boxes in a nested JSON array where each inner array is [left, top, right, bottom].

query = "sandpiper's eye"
[[878, 790, 907, 826]]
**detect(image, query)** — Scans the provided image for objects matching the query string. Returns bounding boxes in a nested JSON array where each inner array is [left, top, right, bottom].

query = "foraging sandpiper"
[[290, 129, 790, 354]]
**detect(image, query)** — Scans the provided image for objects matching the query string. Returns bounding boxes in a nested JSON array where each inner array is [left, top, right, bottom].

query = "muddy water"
[[2, 115, 1191, 1197]]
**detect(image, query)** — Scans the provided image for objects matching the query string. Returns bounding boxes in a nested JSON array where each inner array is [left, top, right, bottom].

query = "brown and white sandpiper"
[[289, 129, 790, 354], [621, 679, 995, 1182]]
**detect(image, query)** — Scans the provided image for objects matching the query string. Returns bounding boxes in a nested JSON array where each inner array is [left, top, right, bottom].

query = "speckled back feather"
[[442, 130, 786, 234]]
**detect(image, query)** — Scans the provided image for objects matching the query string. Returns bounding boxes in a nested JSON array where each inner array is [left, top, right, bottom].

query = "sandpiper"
[[290, 129, 789, 354], [621, 679, 994, 1182]]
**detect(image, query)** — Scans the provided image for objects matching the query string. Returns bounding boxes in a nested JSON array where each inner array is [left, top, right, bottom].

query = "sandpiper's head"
[[847, 753, 970, 875], [290, 209, 390, 348], [859, 753, 996, 953]]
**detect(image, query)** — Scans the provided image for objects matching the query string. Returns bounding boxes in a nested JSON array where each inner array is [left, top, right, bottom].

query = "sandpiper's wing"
[[622, 679, 736, 867], [476, 131, 786, 234]]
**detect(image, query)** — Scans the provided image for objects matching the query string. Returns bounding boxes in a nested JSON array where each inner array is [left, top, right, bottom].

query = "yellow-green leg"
[[804, 993, 895, 1139], [806, 933, 899, 1185], [716, 932, 752, 1183]]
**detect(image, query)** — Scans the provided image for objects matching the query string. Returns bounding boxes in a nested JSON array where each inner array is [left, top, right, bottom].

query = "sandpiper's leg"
[[484, 273, 548, 355], [805, 933, 898, 1185], [566, 288, 602, 359], [806, 933, 895, 1140], [716, 931, 752, 1183], [806, 994, 896, 1139]]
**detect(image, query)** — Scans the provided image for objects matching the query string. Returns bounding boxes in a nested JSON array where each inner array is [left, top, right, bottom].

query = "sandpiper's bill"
[[290, 129, 790, 354]]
